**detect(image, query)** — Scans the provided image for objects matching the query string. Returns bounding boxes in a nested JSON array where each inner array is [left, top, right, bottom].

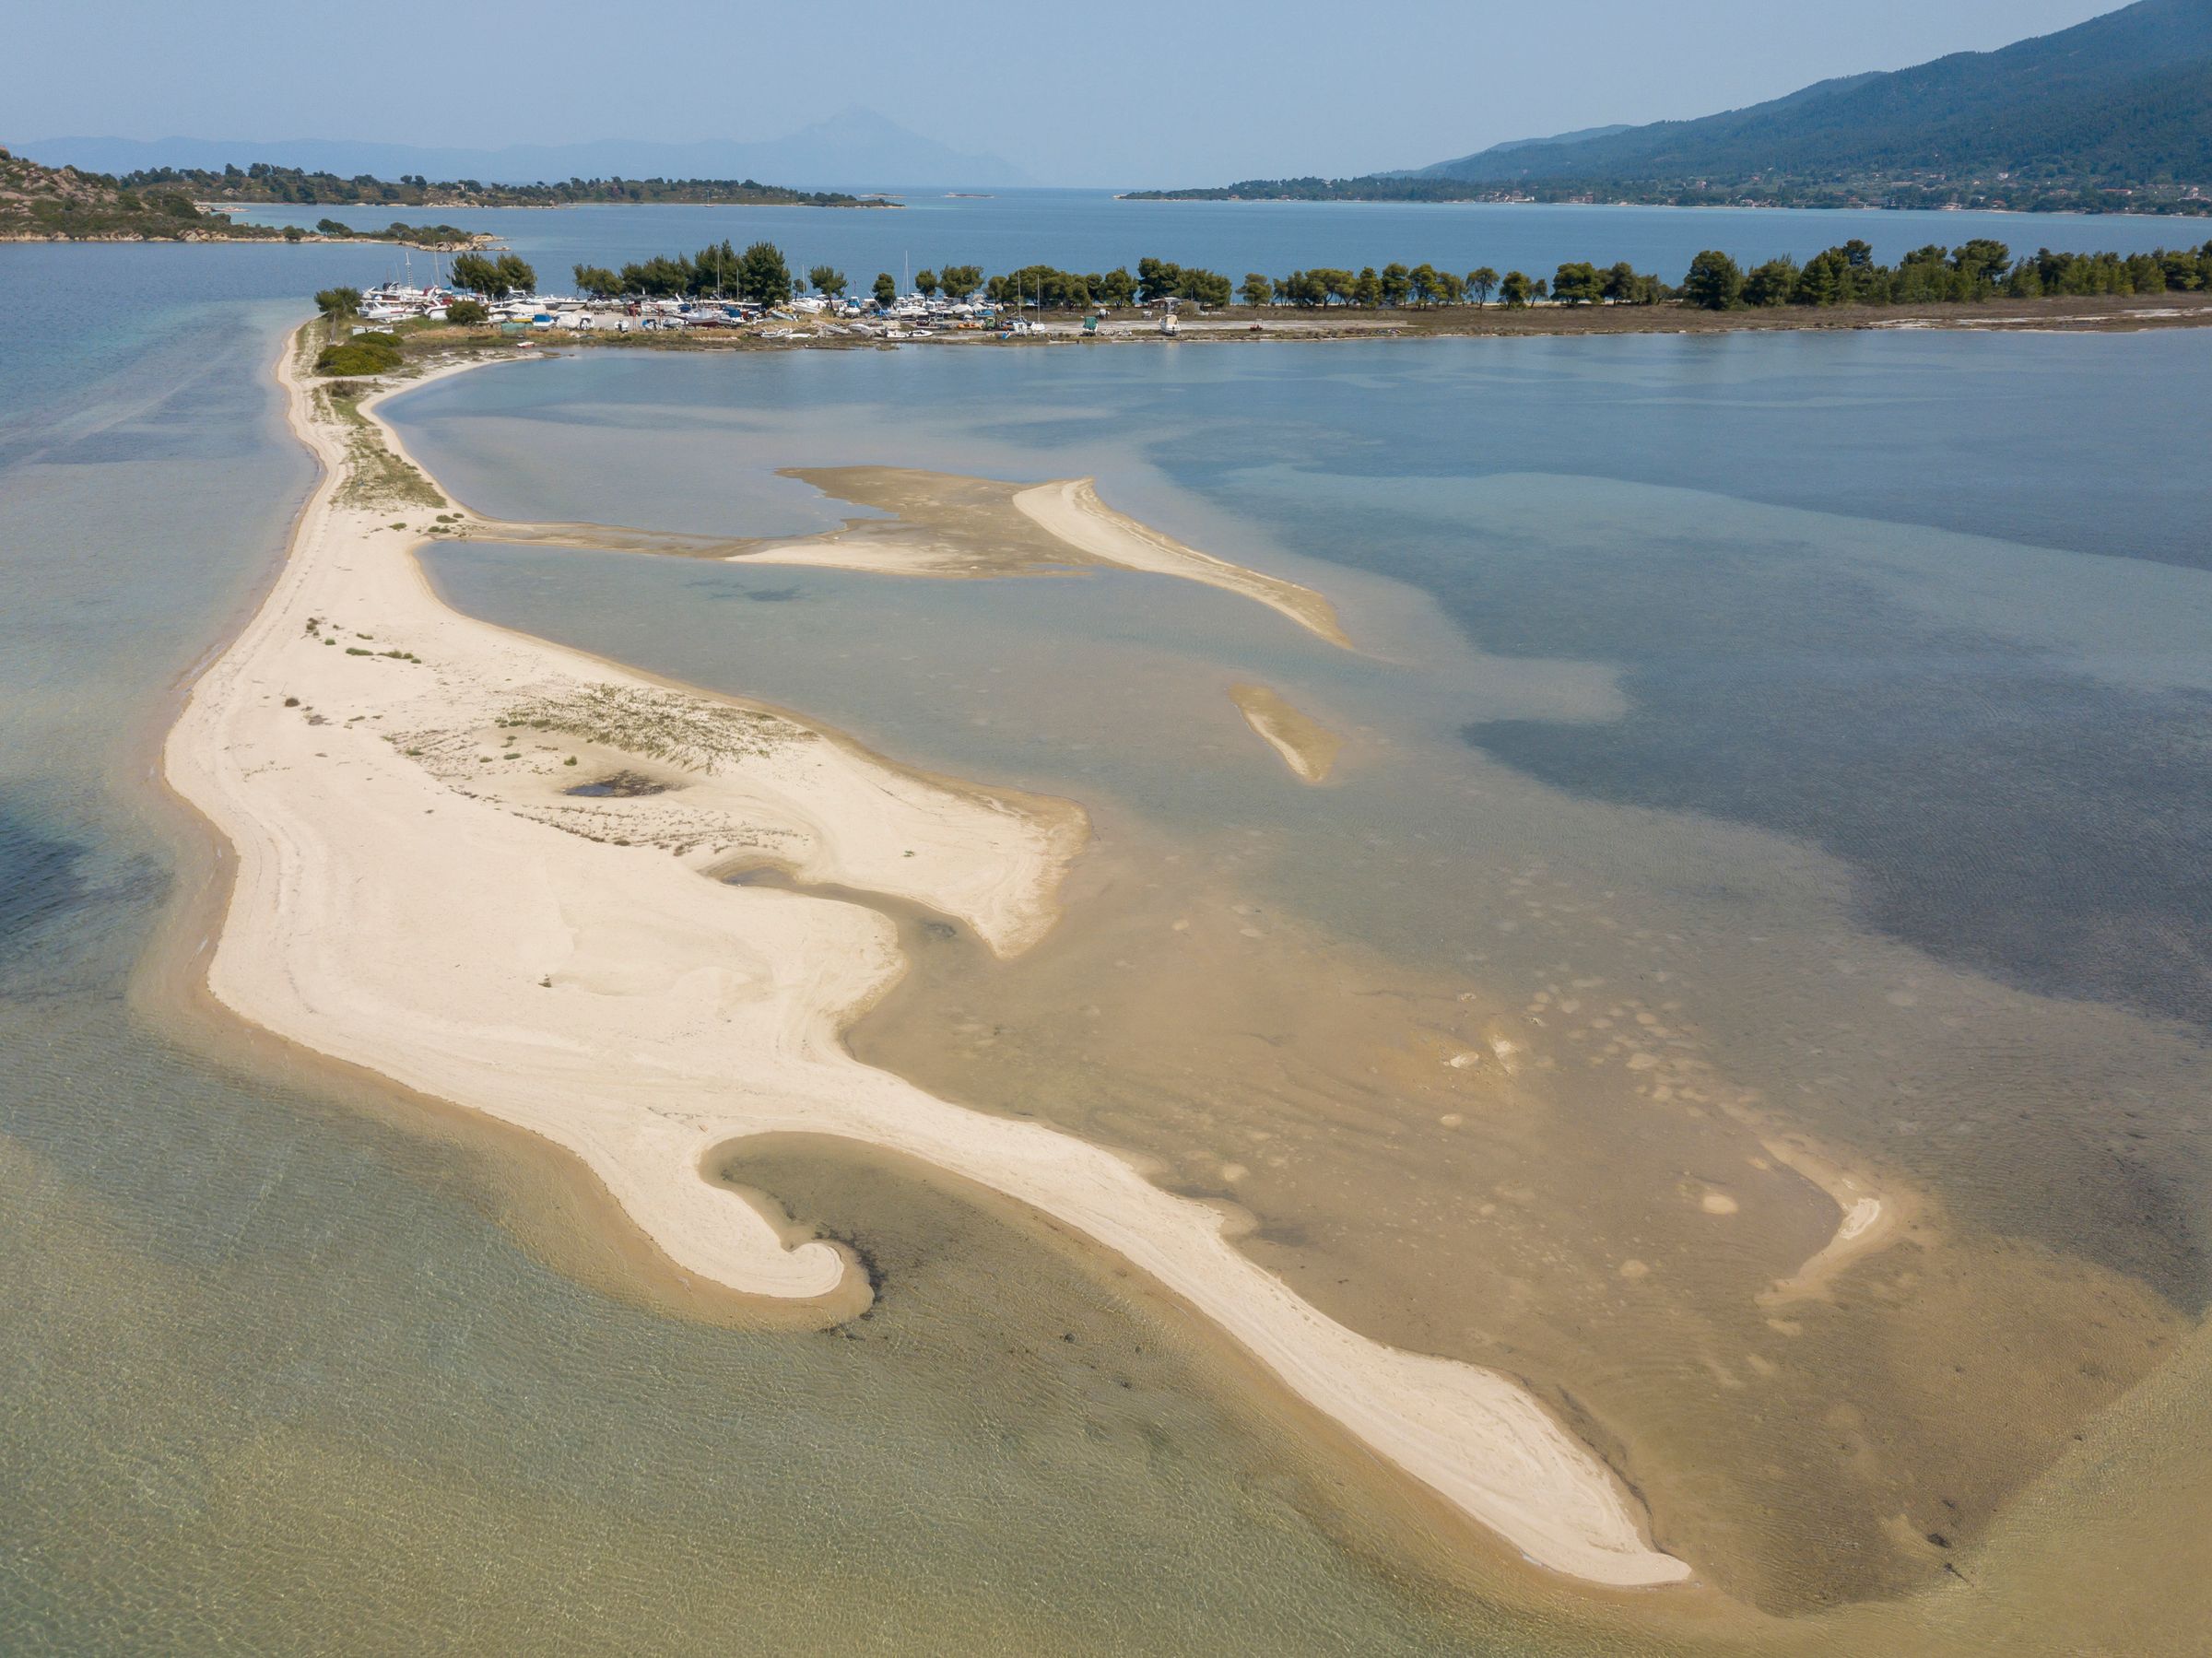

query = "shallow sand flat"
[[449, 462, 1354, 648], [160, 334, 1688, 1588], [1743, 1122, 1916, 1304]]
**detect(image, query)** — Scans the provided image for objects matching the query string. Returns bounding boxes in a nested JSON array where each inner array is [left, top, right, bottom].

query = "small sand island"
[[1229, 683, 1344, 782], [163, 325, 1691, 1588]]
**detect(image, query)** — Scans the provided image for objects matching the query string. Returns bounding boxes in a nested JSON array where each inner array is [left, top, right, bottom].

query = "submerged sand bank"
[[442, 463, 1354, 650], [162, 331, 1687, 1587], [1230, 682, 1343, 782]]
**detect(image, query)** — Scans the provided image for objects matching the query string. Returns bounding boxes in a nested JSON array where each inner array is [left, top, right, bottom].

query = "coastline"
[[0, 229, 497, 250], [1119, 192, 2212, 221], [159, 323, 1694, 1588], [501, 288, 2212, 353]]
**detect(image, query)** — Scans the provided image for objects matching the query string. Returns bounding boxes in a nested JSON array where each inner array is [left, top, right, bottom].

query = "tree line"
[[314, 216, 477, 248], [450, 253, 540, 300], [435, 237, 2212, 315], [1679, 239, 2212, 310], [568, 241, 801, 304]]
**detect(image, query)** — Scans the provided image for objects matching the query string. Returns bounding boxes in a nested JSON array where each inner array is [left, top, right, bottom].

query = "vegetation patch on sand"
[[320, 382, 444, 511], [503, 684, 807, 773]]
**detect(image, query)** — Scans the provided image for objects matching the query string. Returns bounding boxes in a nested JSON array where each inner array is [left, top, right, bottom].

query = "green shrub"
[[314, 337, 403, 376], [444, 298, 488, 326]]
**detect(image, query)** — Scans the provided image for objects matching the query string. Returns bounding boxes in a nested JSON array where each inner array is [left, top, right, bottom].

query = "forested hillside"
[[1132, 0, 2212, 213]]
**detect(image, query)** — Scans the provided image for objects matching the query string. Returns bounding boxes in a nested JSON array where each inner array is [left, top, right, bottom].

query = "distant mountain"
[[1451, 123, 1637, 161], [1128, 0, 2212, 212], [1374, 123, 1633, 181], [18, 110, 1031, 192]]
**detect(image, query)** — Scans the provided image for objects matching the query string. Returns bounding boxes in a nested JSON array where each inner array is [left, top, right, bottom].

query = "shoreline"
[[482, 288, 2212, 354], [1119, 194, 2212, 221], [0, 229, 496, 250], [159, 322, 1692, 1588]]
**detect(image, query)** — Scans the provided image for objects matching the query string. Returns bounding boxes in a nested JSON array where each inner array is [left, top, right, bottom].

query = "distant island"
[[20, 110, 1029, 194], [1125, 0, 2212, 217], [117, 162, 897, 209], [0, 149, 491, 247]]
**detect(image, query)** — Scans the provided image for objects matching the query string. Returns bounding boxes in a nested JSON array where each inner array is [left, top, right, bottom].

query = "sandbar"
[[1013, 476, 1351, 647], [162, 328, 1688, 1587]]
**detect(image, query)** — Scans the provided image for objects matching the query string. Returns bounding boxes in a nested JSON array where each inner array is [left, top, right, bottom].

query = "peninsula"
[[0, 149, 489, 247], [117, 161, 894, 209]]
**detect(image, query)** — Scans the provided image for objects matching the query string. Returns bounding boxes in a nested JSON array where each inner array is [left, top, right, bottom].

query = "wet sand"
[[159, 327, 1688, 1588], [420, 463, 1353, 649], [848, 807, 2188, 1612]]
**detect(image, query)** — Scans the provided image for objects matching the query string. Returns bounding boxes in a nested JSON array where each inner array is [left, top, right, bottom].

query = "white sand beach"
[[161, 331, 1689, 1588]]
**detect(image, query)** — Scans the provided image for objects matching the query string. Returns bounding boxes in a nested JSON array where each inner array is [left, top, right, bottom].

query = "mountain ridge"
[[1417, 0, 2212, 186], [1128, 0, 2212, 212]]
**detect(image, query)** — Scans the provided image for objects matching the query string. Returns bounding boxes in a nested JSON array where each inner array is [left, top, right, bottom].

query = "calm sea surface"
[[6, 217, 2211, 1649], [232, 188, 2207, 293]]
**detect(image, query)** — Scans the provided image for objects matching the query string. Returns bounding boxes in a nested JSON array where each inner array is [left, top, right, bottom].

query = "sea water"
[[1, 248, 1638, 1652], [231, 189, 2206, 298], [8, 227, 2211, 1646], [394, 331, 2212, 1617]]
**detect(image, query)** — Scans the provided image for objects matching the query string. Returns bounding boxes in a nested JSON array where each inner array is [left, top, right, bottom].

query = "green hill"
[[1130, 0, 2212, 213], [0, 147, 248, 240], [1421, 0, 2212, 190], [0, 149, 488, 246]]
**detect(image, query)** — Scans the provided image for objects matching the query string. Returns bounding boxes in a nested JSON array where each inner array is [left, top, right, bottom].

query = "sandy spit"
[[1014, 477, 1353, 647], [162, 330, 1688, 1588]]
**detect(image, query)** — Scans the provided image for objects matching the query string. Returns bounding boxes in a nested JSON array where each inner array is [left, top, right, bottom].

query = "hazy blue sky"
[[8, 0, 2123, 185]]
